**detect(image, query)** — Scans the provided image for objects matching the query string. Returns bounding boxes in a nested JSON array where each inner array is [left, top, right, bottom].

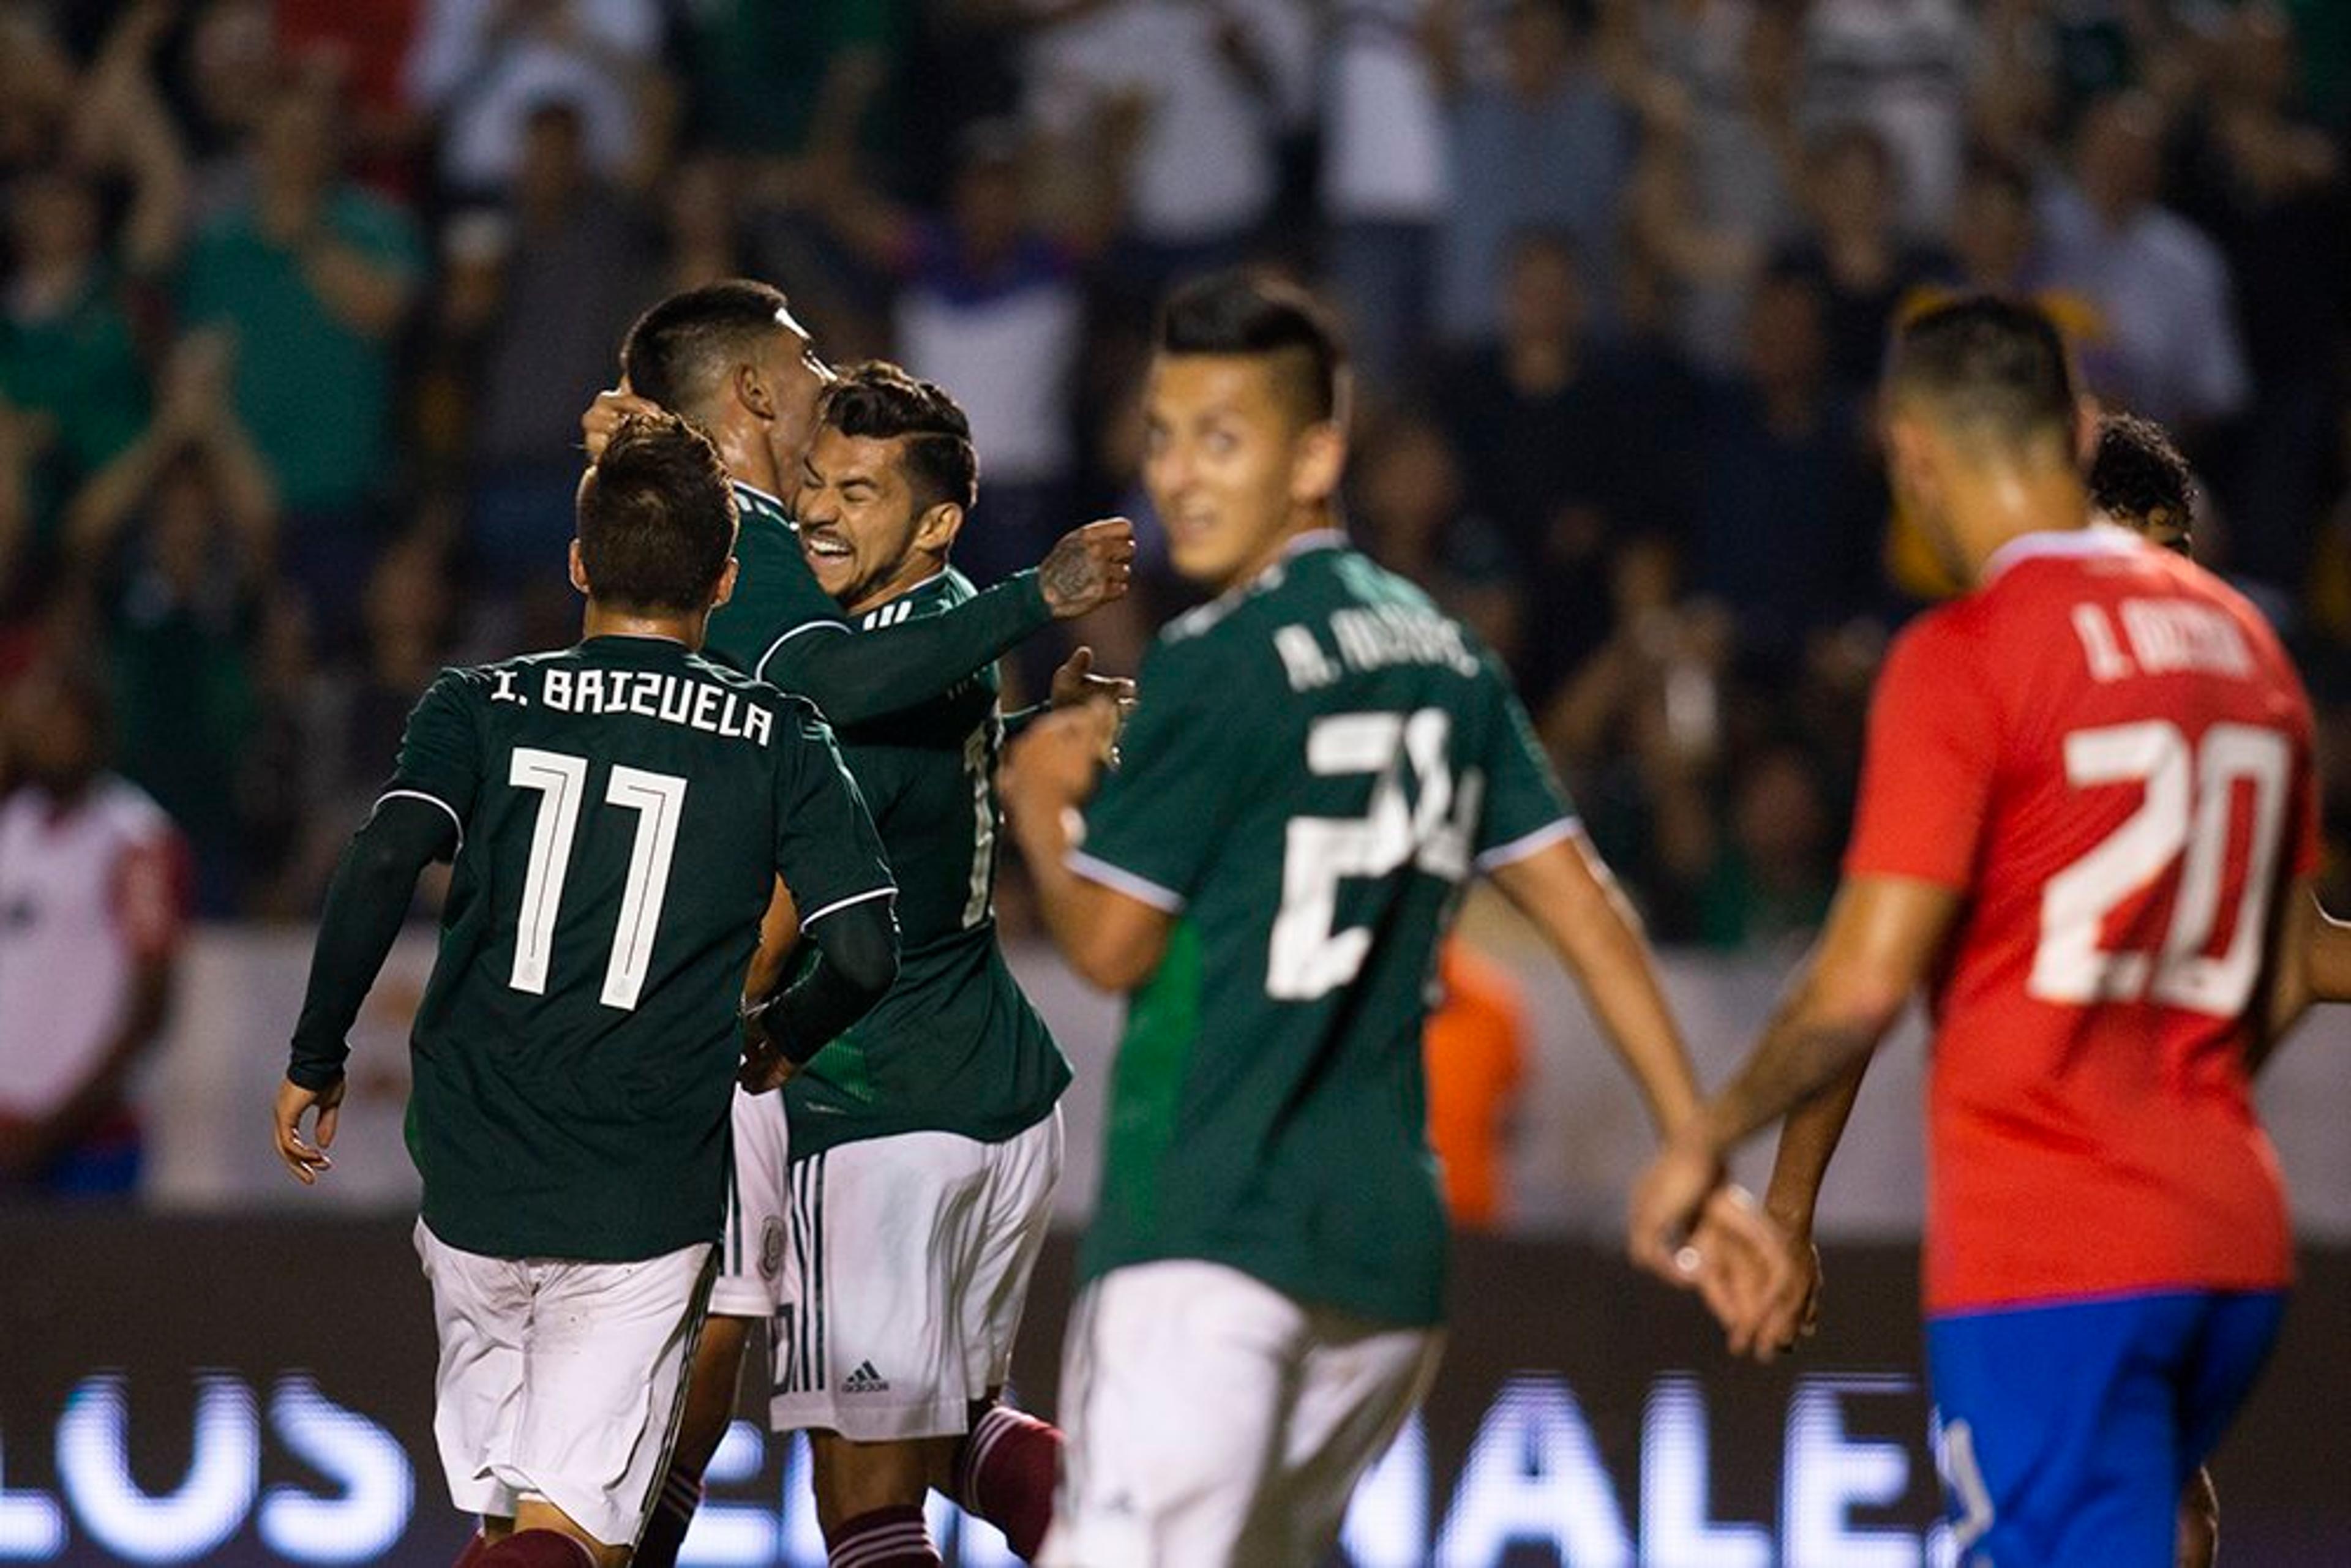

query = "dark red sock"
[[452, 1532, 490, 1568], [825, 1502, 940, 1567], [955, 1403, 1062, 1561], [630, 1467, 703, 1568], [475, 1529, 596, 1568]]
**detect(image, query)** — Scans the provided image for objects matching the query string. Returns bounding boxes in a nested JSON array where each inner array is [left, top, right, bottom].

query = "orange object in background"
[[1423, 938, 1529, 1231]]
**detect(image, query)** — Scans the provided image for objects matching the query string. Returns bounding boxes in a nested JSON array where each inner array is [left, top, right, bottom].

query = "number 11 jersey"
[[1847, 528, 2315, 1315], [1069, 533, 1573, 1328], [386, 634, 893, 1263]]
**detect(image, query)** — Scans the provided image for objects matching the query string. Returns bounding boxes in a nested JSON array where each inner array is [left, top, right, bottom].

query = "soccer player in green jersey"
[[1001, 273, 1777, 1566], [714, 362, 1112, 1567], [581, 280, 1136, 721], [583, 280, 1136, 1567], [270, 414, 902, 1568]]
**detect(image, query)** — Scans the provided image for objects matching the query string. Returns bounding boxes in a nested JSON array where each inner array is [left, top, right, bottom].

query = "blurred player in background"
[[271, 415, 901, 1568], [1632, 298, 2320, 1568], [1003, 272, 1775, 1567], [581, 280, 1134, 1567], [732, 362, 1127, 1568]]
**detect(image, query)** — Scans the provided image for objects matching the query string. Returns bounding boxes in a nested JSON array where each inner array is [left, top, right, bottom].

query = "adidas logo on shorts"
[[842, 1360, 890, 1394]]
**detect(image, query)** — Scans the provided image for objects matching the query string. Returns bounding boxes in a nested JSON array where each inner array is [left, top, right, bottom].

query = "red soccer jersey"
[[1847, 528, 2315, 1314]]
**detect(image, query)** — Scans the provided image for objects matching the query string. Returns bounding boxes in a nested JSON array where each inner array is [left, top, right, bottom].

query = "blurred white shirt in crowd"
[[406, 0, 662, 195]]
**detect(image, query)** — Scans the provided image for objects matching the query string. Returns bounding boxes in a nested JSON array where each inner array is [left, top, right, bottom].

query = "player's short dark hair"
[[2089, 413, 2194, 533], [816, 361, 979, 511], [620, 279, 795, 422], [1885, 294, 2078, 451], [576, 412, 738, 613], [1157, 271, 1349, 426]]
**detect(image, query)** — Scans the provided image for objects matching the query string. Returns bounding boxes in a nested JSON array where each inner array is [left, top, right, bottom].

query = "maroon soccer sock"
[[825, 1503, 940, 1567], [954, 1403, 1062, 1561], [452, 1531, 490, 1568], [629, 1468, 703, 1568], [474, 1529, 596, 1568]]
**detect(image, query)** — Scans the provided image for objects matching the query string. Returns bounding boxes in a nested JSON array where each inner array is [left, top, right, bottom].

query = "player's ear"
[[568, 539, 591, 597], [711, 555, 740, 610], [915, 500, 964, 555], [1289, 420, 1346, 508], [735, 359, 775, 423]]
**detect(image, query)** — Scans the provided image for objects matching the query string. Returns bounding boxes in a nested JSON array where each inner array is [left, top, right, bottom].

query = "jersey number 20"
[[1267, 710, 1479, 1002], [508, 747, 688, 1011], [2030, 719, 2290, 1017]]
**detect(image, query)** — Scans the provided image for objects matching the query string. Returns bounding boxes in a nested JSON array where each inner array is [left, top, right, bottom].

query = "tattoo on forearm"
[[1040, 542, 1101, 609]]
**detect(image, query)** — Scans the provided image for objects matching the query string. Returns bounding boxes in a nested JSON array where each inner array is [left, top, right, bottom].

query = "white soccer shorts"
[[413, 1220, 713, 1548], [1040, 1258, 1444, 1568], [711, 1084, 790, 1321], [767, 1109, 1064, 1441]]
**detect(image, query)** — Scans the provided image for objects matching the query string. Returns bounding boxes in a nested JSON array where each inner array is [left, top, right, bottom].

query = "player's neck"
[[581, 600, 710, 650], [842, 553, 947, 618], [1946, 464, 2092, 587], [710, 419, 788, 502], [1215, 507, 1340, 596]]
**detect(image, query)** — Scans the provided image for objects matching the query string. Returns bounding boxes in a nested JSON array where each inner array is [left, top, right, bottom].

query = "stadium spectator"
[[1351, 408, 1522, 670], [61, 332, 275, 913], [1690, 266, 1883, 675], [178, 76, 424, 652], [1435, 0, 1638, 344], [1771, 122, 1951, 395], [1795, 0, 1972, 235], [1693, 738, 1837, 953], [403, 0, 669, 200], [1024, 0, 1314, 302], [450, 97, 656, 599], [2036, 91, 2249, 432], [0, 661, 188, 1198], [811, 121, 1089, 598]]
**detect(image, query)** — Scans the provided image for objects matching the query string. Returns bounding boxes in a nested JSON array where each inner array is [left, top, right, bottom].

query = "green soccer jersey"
[[385, 635, 893, 1262], [703, 481, 845, 680], [1071, 533, 1573, 1327], [784, 570, 1070, 1157]]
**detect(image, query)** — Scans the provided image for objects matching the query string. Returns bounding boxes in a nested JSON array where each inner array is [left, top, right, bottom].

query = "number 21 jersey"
[[1847, 529, 2315, 1315], [1070, 533, 1572, 1327]]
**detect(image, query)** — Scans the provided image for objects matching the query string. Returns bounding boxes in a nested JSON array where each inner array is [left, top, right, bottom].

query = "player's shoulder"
[[86, 775, 179, 846]]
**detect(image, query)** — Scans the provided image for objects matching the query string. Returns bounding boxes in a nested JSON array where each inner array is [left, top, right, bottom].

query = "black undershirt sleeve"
[[285, 796, 457, 1089], [748, 895, 900, 1065], [760, 572, 1051, 726]]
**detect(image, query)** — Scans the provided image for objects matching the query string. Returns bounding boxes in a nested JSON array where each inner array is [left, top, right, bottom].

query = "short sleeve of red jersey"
[[1845, 613, 2001, 890], [112, 828, 192, 962]]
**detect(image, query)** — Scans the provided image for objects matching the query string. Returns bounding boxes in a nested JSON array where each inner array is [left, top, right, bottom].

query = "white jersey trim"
[[1474, 816, 1581, 874], [1067, 851, 1186, 914], [753, 618, 853, 683], [376, 789, 465, 852], [1981, 523, 2141, 585], [798, 885, 898, 928]]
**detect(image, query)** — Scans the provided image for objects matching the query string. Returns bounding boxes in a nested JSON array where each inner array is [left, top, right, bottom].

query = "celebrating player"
[[1630, 298, 2320, 1567], [271, 414, 901, 1568], [1002, 272, 1777, 1567], [590, 282, 1136, 1567], [724, 362, 1112, 1567], [583, 280, 1134, 721]]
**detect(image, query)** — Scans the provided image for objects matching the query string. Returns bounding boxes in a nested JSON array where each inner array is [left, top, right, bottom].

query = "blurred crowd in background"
[[1, 0, 2347, 950]]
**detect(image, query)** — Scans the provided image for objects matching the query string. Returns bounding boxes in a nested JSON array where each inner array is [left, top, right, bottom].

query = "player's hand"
[[1627, 1128, 1728, 1286], [1001, 702, 1120, 817], [1729, 1228, 1822, 1363], [1687, 1187, 1801, 1354], [1049, 647, 1136, 715], [580, 381, 659, 463], [739, 1043, 799, 1095], [272, 1074, 345, 1186], [1037, 519, 1138, 620]]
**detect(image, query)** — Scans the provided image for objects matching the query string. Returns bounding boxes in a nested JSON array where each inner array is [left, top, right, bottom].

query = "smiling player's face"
[[1141, 353, 1333, 595], [796, 426, 946, 613]]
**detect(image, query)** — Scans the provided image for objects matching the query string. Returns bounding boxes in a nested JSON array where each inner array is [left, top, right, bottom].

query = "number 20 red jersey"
[[1846, 527, 2315, 1314]]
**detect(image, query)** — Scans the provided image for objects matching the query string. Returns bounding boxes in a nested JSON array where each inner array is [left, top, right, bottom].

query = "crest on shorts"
[[759, 1217, 786, 1280]]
